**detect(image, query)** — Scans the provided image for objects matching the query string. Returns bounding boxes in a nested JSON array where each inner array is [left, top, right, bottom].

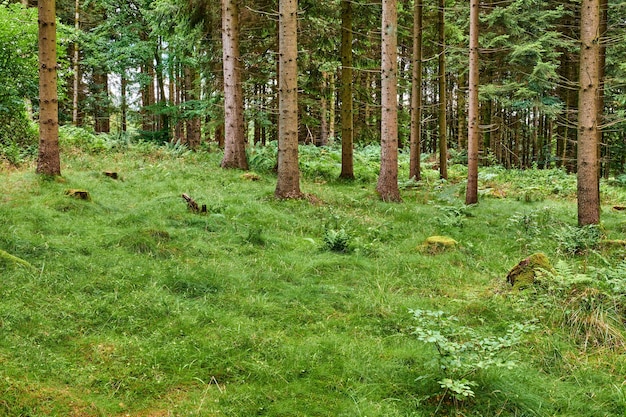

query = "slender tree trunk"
[[319, 71, 329, 146], [121, 72, 127, 132], [465, 0, 479, 205], [72, 0, 80, 126], [340, 0, 354, 179], [154, 43, 168, 139], [438, 0, 448, 179], [329, 71, 336, 141], [376, 0, 401, 202], [409, 0, 422, 181], [577, 0, 601, 225], [37, 0, 60, 176], [221, 0, 249, 169], [275, 0, 302, 198]]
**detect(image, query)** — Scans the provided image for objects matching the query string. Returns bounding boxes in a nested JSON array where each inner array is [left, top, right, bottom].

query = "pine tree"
[[36, 0, 61, 176]]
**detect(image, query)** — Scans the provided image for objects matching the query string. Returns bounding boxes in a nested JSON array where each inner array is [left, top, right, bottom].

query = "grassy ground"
[[2, 140, 626, 416]]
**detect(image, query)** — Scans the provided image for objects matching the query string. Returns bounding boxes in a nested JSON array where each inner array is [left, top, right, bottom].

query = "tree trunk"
[[339, 0, 354, 179], [121, 72, 127, 132], [275, 0, 302, 199], [438, 0, 448, 179], [221, 0, 249, 169], [577, 0, 601, 225], [36, 0, 60, 176], [319, 71, 329, 146], [597, 0, 607, 178], [72, 0, 80, 126], [465, 0, 479, 205], [409, 0, 422, 181], [376, 0, 401, 202], [329, 71, 336, 141]]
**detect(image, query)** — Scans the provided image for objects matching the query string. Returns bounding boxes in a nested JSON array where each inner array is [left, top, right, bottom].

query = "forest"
[[2, 0, 626, 415]]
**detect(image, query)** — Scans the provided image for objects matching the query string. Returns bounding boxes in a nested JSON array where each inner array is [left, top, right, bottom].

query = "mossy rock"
[[0, 249, 34, 269], [506, 253, 553, 289], [419, 235, 458, 254]]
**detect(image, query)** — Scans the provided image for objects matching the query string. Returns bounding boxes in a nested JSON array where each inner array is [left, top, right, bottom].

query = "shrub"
[[410, 309, 535, 403]]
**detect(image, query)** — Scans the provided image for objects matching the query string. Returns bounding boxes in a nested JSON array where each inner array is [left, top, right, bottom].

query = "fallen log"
[[182, 193, 207, 213]]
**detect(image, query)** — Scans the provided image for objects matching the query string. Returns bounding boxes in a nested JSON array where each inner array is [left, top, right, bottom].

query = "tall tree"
[[577, 0, 601, 225], [437, 0, 448, 179], [339, 0, 354, 179], [72, 0, 80, 126], [376, 0, 401, 202], [465, 0, 480, 204], [409, 0, 422, 181], [221, 0, 248, 168], [275, 0, 302, 199], [36, 0, 61, 176]]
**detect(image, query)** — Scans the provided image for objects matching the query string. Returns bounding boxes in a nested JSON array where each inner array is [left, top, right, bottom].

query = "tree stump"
[[506, 253, 553, 288]]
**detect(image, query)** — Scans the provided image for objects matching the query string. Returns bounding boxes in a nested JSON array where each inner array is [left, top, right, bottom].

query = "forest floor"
[[2, 135, 626, 416]]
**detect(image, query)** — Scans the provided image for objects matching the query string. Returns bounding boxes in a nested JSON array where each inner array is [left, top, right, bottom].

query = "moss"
[[506, 253, 553, 289], [0, 249, 34, 269], [419, 235, 458, 254]]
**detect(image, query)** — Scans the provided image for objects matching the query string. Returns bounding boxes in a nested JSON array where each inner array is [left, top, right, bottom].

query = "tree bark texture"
[[376, 0, 401, 202], [465, 0, 480, 205], [438, 0, 448, 180], [577, 0, 601, 225], [409, 0, 422, 181], [339, 0, 354, 179], [37, 0, 61, 176], [275, 0, 302, 199], [72, 0, 80, 126], [221, 0, 248, 169]]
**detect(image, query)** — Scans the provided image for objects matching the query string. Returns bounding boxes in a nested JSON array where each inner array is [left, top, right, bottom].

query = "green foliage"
[[0, 3, 38, 161], [3, 148, 626, 416], [410, 309, 536, 403], [322, 228, 350, 253], [554, 224, 603, 256]]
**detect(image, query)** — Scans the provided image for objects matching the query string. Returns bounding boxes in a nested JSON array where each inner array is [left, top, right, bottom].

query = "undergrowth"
[[1, 134, 626, 416]]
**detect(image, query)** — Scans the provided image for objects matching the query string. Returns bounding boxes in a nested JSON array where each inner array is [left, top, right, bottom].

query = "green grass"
[[2, 142, 626, 416]]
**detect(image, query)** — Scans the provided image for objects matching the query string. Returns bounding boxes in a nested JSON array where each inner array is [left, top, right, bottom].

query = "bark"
[[275, 0, 302, 199], [577, 0, 601, 225], [154, 42, 168, 137], [339, 0, 354, 179], [36, 0, 60, 176], [465, 0, 479, 205], [376, 0, 401, 202], [409, 0, 422, 181], [121, 72, 127, 132], [329, 71, 336, 141], [598, 0, 607, 177], [319, 71, 328, 146], [72, 0, 80, 126], [221, 0, 248, 169], [438, 0, 448, 179]]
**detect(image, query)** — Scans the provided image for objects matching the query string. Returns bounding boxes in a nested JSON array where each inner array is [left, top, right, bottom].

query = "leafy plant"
[[554, 224, 603, 255], [322, 228, 350, 253], [410, 309, 535, 403]]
